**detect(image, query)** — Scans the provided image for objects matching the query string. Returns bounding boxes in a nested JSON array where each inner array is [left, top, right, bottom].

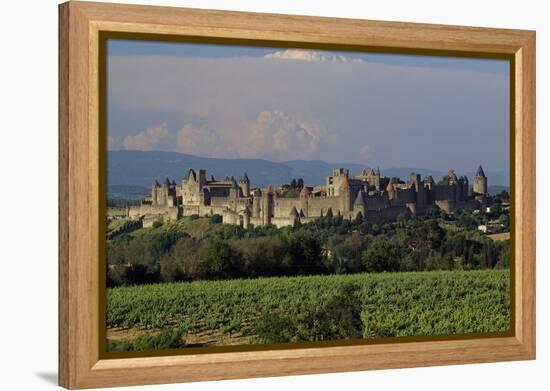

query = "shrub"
[[152, 219, 163, 229], [210, 214, 223, 224], [255, 283, 362, 342]]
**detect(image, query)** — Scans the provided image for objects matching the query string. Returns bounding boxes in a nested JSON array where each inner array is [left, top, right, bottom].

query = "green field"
[[106, 269, 510, 352]]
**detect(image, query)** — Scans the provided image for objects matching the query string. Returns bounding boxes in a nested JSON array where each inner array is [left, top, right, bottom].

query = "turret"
[[187, 169, 196, 183], [386, 181, 396, 201], [423, 176, 434, 190], [230, 178, 240, 198], [252, 188, 262, 218], [151, 179, 161, 205], [353, 189, 367, 221], [339, 176, 351, 213], [473, 165, 488, 196], [300, 186, 311, 217], [238, 172, 250, 197], [262, 186, 274, 225], [242, 206, 251, 229]]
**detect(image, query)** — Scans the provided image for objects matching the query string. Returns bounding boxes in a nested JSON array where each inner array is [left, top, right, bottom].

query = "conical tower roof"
[[354, 190, 366, 206], [475, 165, 486, 177], [241, 172, 250, 182], [359, 168, 368, 177]]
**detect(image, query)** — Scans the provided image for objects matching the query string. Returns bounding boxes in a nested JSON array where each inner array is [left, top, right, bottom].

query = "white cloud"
[[264, 49, 363, 63], [240, 111, 328, 160], [108, 52, 508, 168], [173, 111, 333, 161], [176, 124, 226, 157], [122, 123, 172, 150]]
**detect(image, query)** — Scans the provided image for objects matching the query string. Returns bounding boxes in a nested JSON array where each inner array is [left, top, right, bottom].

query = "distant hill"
[[488, 185, 509, 196], [107, 150, 509, 192]]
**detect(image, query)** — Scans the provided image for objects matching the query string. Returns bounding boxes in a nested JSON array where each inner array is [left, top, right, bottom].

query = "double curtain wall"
[[59, 2, 535, 389]]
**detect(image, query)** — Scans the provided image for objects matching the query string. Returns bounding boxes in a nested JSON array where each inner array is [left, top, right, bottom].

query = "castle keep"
[[128, 166, 488, 228]]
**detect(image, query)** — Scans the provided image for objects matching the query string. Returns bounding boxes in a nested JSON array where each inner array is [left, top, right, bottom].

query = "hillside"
[[107, 150, 509, 191]]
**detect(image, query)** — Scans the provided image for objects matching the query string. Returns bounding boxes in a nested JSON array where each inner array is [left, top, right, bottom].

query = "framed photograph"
[[59, 1, 536, 389]]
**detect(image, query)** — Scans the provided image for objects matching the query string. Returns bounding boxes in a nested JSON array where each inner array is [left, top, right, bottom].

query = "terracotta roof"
[[339, 176, 350, 189], [267, 185, 274, 194], [359, 169, 368, 176]]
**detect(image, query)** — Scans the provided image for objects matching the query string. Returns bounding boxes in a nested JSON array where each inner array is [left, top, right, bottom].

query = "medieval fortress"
[[128, 165, 489, 228]]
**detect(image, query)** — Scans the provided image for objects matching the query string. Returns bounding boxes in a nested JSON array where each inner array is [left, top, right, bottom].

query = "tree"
[[202, 241, 243, 279], [361, 238, 402, 272], [437, 175, 451, 186]]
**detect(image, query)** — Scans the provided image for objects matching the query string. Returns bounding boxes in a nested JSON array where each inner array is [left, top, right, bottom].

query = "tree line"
[[107, 210, 509, 287]]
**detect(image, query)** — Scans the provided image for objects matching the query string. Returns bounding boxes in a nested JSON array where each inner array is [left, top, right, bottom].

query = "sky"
[[107, 39, 510, 175]]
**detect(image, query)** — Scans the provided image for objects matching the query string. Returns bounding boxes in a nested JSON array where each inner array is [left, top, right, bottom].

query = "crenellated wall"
[[130, 167, 485, 229]]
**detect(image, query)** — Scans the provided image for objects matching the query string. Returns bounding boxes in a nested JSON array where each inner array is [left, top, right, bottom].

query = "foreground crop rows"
[[107, 269, 510, 349]]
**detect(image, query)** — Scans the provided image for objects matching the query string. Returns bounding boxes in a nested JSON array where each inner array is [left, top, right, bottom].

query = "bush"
[[210, 214, 223, 224], [255, 283, 362, 342], [107, 328, 186, 352]]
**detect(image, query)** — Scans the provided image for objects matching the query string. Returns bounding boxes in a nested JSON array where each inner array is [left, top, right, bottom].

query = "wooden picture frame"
[[59, 1, 536, 389]]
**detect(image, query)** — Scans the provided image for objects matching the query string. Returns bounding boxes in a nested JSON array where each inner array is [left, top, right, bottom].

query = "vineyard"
[[106, 269, 510, 351]]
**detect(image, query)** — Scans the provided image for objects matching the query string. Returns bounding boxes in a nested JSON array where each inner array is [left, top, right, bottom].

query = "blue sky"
[[107, 39, 510, 176]]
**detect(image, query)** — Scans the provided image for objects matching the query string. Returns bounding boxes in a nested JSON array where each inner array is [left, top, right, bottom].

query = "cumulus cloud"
[[176, 124, 226, 157], [240, 111, 328, 160], [122, 123, 172, 150], [108, 49, 509, 170], [173, 111, 333, 161], [264, 49, 363, 63]]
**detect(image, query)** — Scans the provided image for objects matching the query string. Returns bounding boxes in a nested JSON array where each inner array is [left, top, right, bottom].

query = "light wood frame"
[[59, 1, 536, 389]]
